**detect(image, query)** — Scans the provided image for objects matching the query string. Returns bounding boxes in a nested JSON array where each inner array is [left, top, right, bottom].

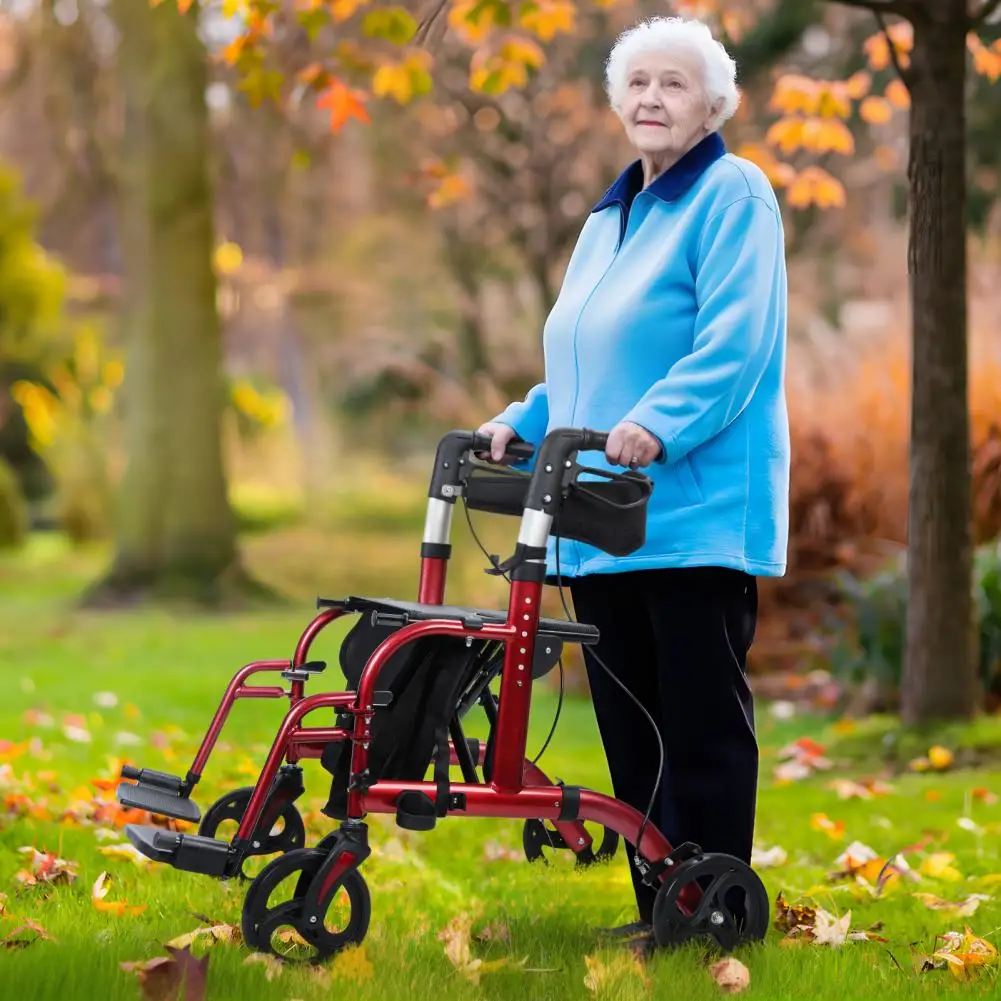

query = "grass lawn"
[[2, 534, 1001, 1000]]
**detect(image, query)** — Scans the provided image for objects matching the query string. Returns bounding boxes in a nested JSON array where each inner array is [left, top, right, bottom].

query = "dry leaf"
[[929, 928, 999, 981], [810, 813, 845, 839], [121, 946, 208, 1001], [15, 847, 78, 887], [919, 852, 963, 882], [92, 871, 147, 916], [98, 843, 155, 867], [2, 919, 55, 949], [913, 893, 991, 917], [751, 845, 787, 868], [329, 944, 374, 982], [165, 924, 240, 950], [813, 909, 852, 946], [709, 956, 750, 993], [971, 787, 999, 805], [243, 952, 285, 981], [476, 921, 510, 943], [583, 950, 650, 992]]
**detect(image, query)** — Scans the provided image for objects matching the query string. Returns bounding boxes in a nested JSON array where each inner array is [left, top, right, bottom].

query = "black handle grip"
[[470, 432, 536, 461], [429, 429, 535, 501], [524, 427, 612, 514]]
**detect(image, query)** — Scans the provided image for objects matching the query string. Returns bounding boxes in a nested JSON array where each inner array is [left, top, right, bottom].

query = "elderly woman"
[[478, 17, 789, 944]]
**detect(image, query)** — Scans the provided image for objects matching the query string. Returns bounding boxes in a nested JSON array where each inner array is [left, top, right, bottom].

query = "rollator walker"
[[115, 426, 769, 962]]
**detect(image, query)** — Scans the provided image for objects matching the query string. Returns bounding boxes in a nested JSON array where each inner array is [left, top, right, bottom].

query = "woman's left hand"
[[605, 421, 663, 468]]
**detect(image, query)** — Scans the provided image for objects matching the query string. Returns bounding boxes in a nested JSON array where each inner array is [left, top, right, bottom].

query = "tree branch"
[[873, 9, 912, 86], [972, 0, 1001, 27], [825, 0, 912, 14]]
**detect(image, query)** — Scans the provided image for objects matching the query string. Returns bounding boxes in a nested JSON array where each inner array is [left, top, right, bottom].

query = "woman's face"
[[619, 48, 717, 158]]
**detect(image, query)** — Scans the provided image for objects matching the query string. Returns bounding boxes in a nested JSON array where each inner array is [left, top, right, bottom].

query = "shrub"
[[0, 456, 28, 549], [828, 539, 1001, 707]]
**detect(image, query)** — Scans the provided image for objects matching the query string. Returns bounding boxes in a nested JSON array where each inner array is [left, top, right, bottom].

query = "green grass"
[[2, 534, 1001, 1000]]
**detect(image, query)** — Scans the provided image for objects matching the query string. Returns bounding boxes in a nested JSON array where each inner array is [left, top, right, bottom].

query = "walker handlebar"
[[524, 427, 610, 515], [469, 432, 537, 461]]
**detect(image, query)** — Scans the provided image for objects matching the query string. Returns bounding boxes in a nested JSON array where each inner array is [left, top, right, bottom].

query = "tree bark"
[[88, 0, 252, 605], [900, 2, 980, 722]]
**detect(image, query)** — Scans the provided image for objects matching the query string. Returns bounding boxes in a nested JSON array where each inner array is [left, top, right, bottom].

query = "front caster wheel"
[[198, 787, 306, 878], [522, 818, 619, 867], [652, 852, 769, 952], [241, 848, 371, 963]]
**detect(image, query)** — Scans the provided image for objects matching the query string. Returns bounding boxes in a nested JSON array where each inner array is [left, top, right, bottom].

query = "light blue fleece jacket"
[[492, 132, 790, 579]]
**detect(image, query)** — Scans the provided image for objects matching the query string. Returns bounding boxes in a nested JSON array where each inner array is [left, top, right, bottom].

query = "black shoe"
[[595, 920, 652, 940]]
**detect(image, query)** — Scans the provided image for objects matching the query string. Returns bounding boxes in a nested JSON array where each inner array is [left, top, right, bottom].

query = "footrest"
[[117, 781, 201, 823], [125, 824, 233, 877], [395, 791, 437, 832]]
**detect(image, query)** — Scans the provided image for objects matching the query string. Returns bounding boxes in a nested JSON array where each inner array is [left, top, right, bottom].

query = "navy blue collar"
[[592, 131, 726, 215]]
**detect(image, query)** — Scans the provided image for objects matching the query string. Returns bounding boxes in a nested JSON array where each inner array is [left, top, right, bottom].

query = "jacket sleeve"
[[622, 195, 785, 464], [492, 381, 550, 445]]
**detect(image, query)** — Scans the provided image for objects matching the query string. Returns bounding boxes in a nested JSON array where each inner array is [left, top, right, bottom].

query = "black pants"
[[568, 566, 759, 924]]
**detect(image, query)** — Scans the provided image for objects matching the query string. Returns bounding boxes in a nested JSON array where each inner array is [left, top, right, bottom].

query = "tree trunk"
[[88, 0, 253, 605], [900, 4, 979, 722]]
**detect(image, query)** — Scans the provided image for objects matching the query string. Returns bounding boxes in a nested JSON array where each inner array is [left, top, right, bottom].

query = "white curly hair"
[[604, 16, 740, 128]]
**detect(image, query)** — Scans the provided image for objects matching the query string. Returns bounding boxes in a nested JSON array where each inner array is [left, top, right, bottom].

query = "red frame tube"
[[417, 557, 447, 604]]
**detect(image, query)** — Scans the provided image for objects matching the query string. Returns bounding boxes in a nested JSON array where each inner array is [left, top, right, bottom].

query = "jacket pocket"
[[672, 455, 704, 506]]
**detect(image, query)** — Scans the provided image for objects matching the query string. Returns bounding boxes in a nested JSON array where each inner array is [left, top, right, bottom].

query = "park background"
[[2, 0, 1001, 998]]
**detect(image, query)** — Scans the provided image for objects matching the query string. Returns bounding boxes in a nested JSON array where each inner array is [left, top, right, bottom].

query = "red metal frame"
[[226, 573, 691, 907], [179, 554, 605, 865]]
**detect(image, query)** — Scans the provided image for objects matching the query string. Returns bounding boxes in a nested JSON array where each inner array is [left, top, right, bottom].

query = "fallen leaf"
[[93, 691, 119, 708], [121, 946, 209, 1001], [813, 909, 852, 946], [15, 847, 78, 887], [751, 845, 787, 868], [971, 787, 998, 805], [709, 956, 750, 993], [476, 921, 510, 943], [913, 893, 991, 917], [928, 746, 954, 770], [92, 871, 147, 916], [919, 853, 963, 882], [928, 928, 999, 981], [774, 892, 817, 933], [810, 813, 845, 839], [329, 944, 373, 982], [243, 952, 284, 981], [165, 924, 240, 950], [98, 843, 155, 867], [583, 950, 650, 992], [2, 919, 54, 949]]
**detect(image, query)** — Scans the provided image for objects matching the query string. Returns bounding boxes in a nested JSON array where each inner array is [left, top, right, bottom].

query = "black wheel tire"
[[522, 818, 619, 867], [198, 786, 306, 879], [241, 847, 371, 962], [652, 852, 769, 953]]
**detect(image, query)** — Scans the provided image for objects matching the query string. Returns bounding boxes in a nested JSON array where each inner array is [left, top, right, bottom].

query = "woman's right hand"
[[475, 421, 518, 463]]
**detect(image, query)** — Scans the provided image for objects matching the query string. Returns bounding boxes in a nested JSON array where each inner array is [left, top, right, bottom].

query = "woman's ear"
[[705, 97, 724, 132]]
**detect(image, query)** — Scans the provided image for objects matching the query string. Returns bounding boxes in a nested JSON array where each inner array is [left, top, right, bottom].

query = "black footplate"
[[117, 778, 201, 824], [317, 596, 600, 644], [125, 824, 233, 877]]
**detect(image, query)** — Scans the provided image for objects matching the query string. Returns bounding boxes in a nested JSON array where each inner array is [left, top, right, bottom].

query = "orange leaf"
[[330, 0, 369, 21], [316, 79, 370, 131], [519, 0, 576, 42], [859, 96, 893, 125], [766, 118, 805, 155], [810, 812, 846, 839], [884, 79, 910, 109], [786, 167, 846, 211], [770, 75, 819, 116], [844, 71, 871, 100], [92, 871, 147, 917], [801, 117, 854, 156]]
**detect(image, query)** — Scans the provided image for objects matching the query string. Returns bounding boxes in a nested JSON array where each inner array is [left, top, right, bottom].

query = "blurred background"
[[0, 0, 999, 716]]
